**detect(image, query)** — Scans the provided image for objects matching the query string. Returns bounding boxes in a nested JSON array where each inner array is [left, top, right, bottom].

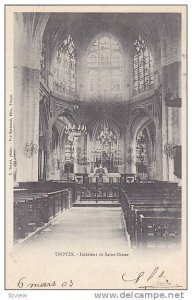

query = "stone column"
[[155, 124, 163, 180], [14, 13, 42, 183], [86, 133, 92, 174], [44, 119, 53, 181], [73, 136, 78, 174], [14, 67, 40, 182], [124, 128, 135, 174], [161, 62, 181, 182]]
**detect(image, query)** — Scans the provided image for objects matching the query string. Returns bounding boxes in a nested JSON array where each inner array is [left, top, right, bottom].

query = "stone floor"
[[15, 207, 129, 253]]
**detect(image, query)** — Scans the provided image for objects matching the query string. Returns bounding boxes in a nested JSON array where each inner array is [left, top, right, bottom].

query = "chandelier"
[[24, 140, 38, 158], [164, 142, 175, 159], [64, 124, 87, 136]]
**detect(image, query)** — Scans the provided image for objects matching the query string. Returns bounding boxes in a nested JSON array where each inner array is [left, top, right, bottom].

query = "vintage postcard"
[[5, 5, 187, 291]]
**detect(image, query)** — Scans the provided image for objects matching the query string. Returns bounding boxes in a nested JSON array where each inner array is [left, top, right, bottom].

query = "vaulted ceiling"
[[41, 12, 180, 61], [44, 13, 157, 57], [16, 12, 181, 70]]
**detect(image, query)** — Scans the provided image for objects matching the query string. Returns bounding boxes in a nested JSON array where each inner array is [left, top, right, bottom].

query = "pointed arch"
[[131, 116, 157, 180]]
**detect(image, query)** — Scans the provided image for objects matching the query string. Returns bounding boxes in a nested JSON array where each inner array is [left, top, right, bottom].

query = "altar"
[[88, 172, 121, 183]]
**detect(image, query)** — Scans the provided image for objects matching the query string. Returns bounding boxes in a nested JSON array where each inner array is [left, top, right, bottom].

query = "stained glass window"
[[87, 35, 123, 98], [133, 36, 154, 94], [53, 35, 76, 96], [136, 130, 149, 174]]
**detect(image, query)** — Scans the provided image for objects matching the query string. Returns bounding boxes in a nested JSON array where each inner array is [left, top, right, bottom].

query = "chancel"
[[13, 12, 182, 250]]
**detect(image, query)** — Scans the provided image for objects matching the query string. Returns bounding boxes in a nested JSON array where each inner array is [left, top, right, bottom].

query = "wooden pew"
[[14, 200, 29, 240], [120, 188, 181, 249], [138, 215, 181, 248], [130, 206, 181, 247], [14, 188, 73, 242], [121, 197, 181, 234]]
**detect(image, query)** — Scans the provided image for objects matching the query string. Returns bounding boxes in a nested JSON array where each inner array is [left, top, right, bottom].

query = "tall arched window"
[[87, 34, 123, 99], [53, 35, 76, 96], [133, 36, 154, 94]]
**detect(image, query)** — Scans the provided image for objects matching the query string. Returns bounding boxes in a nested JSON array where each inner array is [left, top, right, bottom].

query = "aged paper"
[[5, 5, 187, 293]]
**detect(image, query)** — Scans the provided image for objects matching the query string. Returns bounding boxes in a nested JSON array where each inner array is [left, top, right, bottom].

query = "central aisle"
[[11, 207, 131, 289], [17, 207, 129, 252]]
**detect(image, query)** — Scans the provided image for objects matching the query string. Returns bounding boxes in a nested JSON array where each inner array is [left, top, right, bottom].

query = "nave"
[[14, 181, 181, 250], [12, 181, 182, 290]]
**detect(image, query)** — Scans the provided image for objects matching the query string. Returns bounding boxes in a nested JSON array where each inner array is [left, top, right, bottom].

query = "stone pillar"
[[161, 85, 169, 181], [161, 62, 181, 182], [131, 138, 137, 175], [14, 13, 42, 183], [14, 67, 40, 182], [155, 125, 163, 180], [44, 120, 53, 181], [73, 136, 78, 174], [76, 134, 87, 174], [124, 128, 135, 174], [86, 133, 92, 174]]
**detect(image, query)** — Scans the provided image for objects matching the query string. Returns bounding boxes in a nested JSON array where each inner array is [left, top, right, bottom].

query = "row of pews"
[[120, 182, 182, 249], [14, 183, 75, 242]]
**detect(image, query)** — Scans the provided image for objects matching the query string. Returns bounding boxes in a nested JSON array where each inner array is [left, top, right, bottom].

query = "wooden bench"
[[14, 189, 73, 242], [121, 195, 181, 229], [120, 188, 181, 249], [130, 207, 181, 247], [138, 216, 181, 248]]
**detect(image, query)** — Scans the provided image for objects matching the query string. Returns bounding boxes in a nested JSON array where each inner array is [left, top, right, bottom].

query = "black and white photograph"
[[5, 5, 187, 292]]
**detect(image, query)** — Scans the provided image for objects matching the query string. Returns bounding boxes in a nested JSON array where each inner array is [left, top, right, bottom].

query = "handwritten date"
[[17, 277, 73, 289]]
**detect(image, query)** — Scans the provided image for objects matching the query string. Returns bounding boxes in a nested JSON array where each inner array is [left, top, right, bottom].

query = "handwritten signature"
[[122, 267, 182, 289]]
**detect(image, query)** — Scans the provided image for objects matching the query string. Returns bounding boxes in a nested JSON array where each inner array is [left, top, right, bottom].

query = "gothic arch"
[[131, 117, 157, 180], [129, 107, 155, 140]]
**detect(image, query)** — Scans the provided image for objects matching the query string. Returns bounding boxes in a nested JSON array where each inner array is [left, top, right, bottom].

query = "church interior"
[[13, 12, 182, 250]]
